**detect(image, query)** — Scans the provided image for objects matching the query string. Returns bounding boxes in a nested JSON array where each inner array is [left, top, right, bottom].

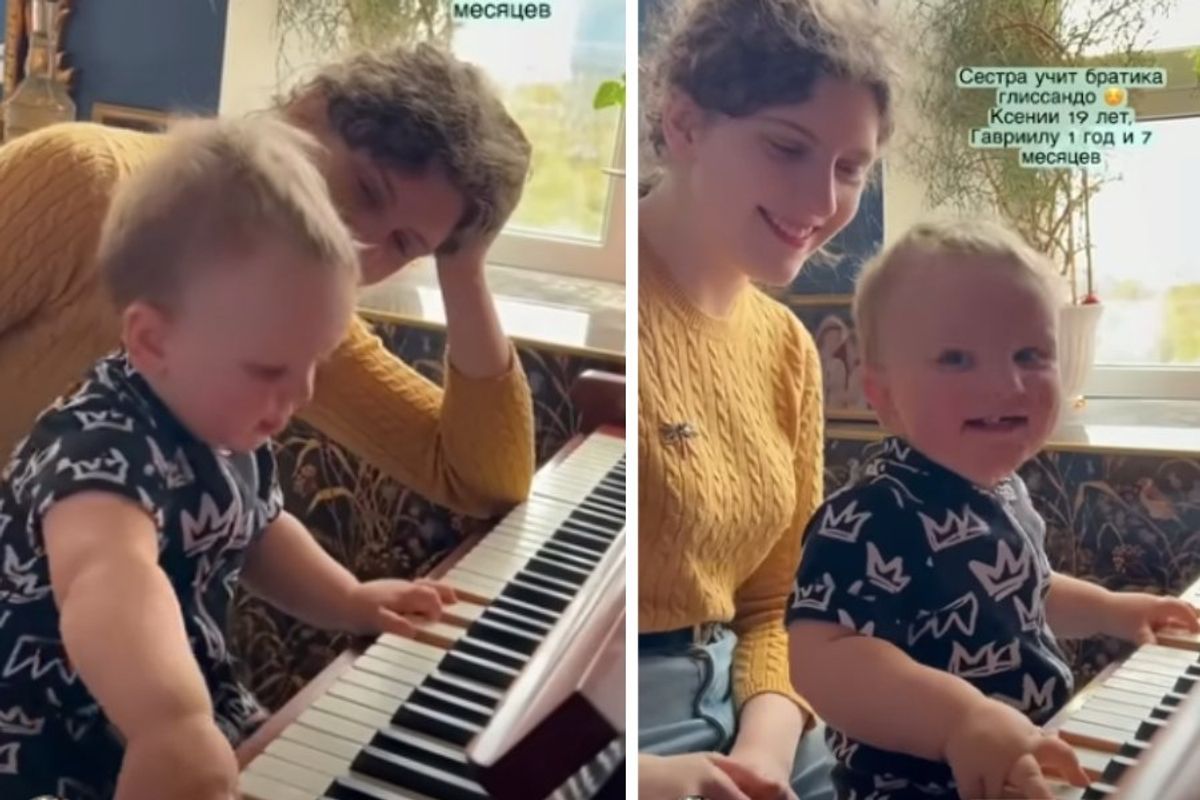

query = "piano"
[[1021, 573, 1200, 799], [234, 372, 626, 800]]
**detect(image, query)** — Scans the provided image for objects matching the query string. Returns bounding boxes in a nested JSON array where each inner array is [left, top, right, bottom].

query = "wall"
[[62, 0, 228, 120]]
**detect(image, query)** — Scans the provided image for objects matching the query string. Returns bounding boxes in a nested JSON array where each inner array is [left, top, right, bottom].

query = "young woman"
[[0, 44, 534, 516], [637, 1, 899, 797]]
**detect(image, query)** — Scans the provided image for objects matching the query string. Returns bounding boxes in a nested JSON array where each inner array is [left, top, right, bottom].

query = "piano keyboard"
[[238, 431, 626, 800], [1032, 573, 1200, 799]]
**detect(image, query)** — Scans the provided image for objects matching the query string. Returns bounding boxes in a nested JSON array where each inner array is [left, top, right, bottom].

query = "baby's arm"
[[789, 620, 985, 761], [241, 511, 453, 635], [789, 621, 1087, 798], [1048, 572, 1198, 642], [45, 492, 237, 798], [240, 511, 361, 630]]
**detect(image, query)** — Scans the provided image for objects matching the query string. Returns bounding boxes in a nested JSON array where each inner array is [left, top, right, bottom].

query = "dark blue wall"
[[62, 0, 228, 120]]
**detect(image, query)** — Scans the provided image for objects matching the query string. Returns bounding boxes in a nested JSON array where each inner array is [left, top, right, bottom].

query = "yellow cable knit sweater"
[[638, 234, 824, 714], [0, 123, 534, 516]]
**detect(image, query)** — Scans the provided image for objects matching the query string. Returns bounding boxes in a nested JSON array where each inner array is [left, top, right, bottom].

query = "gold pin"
[[659, 421, 699, 447]]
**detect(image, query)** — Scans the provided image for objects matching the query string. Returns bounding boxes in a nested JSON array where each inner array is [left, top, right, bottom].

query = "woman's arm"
[[298, 313, 535, 517]]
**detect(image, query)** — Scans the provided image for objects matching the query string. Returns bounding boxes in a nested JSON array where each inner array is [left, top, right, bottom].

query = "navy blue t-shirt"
[[786, 437, 1073, 799], [0, 350, 280, 799]]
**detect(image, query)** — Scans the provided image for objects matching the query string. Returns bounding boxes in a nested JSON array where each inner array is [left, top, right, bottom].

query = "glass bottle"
[[2, 0, 76, 143]]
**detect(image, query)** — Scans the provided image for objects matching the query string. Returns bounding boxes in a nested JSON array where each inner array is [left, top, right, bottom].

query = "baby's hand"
[[1101, 591, 1200, 645], [942, 698, 1088, 799], [116, 713, 239, 800], [343, 578, 458, 637]]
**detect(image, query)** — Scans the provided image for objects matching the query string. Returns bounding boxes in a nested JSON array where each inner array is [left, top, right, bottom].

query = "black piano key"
[[593, 485, 623, 505], [393, 701, 483, 747], [482, 604, 553, 637], [467, 616, 543, 655], [560, 515, 618, 540], [524, 554, 590, 585], [512, 568, 579, 598], [1117, 741, 1143, 760], [1081, 782, 1117, 799], [556, 528, 612, 553], [1173, 674, 1195, 693], [1134, 717, 1165, 742], [368, 728, 471, 778], [1149, 704, 1171, 720], [441, 649, 518, 689], [407, 686, 491, 726], [505, 577, 572, 612], [351, 745, 487, 800], [453, 636, 528, 671], [567, 507, 623, 533], [424, 674, 499, 710], [492, 593, 560, 627], [1100, 755, 1135, 786], [534, 538, 600, 566]]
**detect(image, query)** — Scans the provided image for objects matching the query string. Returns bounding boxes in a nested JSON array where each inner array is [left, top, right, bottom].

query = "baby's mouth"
[[963, 415, 1029, 433]]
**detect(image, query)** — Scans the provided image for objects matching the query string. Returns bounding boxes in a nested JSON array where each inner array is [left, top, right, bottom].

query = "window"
[[1074, 3, 1200, 400], [219, 0, 625, 284], [451, 0, 626, 283]]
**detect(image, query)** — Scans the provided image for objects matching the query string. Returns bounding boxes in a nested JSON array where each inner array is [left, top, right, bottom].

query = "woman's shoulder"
[[744, 286, 817, 363], [0, 122, 167, 183]]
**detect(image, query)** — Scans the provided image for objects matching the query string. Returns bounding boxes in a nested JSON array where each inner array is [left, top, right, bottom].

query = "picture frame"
[[91, 101, 169, 133], [790, 294, 878, 423]]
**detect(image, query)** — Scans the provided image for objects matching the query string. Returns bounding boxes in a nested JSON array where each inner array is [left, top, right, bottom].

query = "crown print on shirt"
[[919, 505, 991, 553]]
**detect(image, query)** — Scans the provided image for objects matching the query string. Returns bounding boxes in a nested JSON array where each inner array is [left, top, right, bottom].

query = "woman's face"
[[667, 77, 882, 287], [291, 98, 467, 286]]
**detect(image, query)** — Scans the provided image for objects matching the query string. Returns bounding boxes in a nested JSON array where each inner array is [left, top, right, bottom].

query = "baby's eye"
[[1015, 347, 1052, 367], [935, 349, 973, 369]]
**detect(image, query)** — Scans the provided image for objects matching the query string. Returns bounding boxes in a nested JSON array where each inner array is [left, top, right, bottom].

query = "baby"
[[0, 115, 454, 799], [785, 218, 1199, 800]]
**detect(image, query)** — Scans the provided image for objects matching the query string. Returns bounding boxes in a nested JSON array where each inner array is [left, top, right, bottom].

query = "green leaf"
[[593, 77, 625, 110]]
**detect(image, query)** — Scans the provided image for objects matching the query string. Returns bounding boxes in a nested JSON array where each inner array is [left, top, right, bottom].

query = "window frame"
[[1083, 46, 1200, 401], [485, 112, 626, 284]]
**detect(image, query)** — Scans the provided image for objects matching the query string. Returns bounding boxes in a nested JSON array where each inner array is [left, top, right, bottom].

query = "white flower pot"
[[1058, 302, 1103, 415]]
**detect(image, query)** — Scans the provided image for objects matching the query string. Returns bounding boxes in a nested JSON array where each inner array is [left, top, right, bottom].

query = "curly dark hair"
[[643, 0, 900, 157], [287, 43, 532, 254]]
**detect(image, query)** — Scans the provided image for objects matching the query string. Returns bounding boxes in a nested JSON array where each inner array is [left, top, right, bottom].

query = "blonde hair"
[[99, 113, 360, 311], [853, 218, 1065, 365]]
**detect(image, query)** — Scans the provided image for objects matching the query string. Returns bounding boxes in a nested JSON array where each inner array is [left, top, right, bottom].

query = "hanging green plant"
[[593, 73, 625, 110], [276, 0, 454, 71]]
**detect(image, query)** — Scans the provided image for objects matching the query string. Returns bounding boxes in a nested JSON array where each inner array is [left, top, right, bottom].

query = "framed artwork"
[[790, 295, 876, 422], [91, 102, 169, 133]]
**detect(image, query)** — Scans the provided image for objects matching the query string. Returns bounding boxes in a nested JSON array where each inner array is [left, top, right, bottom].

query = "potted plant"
[[900, 0, 1177, 414], [593, 72, 625, 180]]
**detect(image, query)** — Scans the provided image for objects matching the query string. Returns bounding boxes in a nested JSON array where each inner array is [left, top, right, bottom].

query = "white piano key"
[[1122, 655, 1193, 679], [267, 736, 354, 778], [1112, 665, 1178, 688], [239, 769, 318, 800], [282, 718, 365, 759], [378, 633, 455, 662], [327, 678, 403, 715], [297, 706, 375, 745], [1059, 716, 1139, 750], [313, 693, 394, 731], [337, 772, 443, 800], [1134, 643, 1198, 663], [354, 653, 427, 686], [341, 665, 418, 700], [1070, 745, 1116, 777], [443, 567, 505, 599], [443, 600, 487, 624], [246, 751, 333, 794], [1093, 685, 1168, 712]]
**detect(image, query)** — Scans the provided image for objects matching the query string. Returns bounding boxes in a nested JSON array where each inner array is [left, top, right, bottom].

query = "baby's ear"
[[860, 362, 891, 422]]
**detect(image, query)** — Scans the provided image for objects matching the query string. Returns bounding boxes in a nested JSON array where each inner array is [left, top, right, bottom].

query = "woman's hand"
[[640, 752, 756, 800]]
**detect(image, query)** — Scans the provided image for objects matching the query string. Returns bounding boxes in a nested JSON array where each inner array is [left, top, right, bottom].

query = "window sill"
[[826, 398, 1200, 457], [356, 258, 625, 362]]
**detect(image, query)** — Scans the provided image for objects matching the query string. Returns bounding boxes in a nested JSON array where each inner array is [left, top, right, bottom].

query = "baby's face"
[[146, 241, 354, 453], [864, 254, 1062, 487]]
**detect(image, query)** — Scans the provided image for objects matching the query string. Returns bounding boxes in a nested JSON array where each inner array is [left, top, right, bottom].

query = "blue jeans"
[[639, 626, 835, 800]]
